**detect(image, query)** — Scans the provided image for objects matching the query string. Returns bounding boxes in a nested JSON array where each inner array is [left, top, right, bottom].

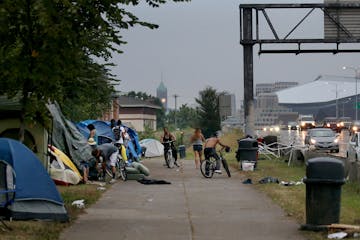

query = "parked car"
[[304, 128, 339, 153], [347, 132, 360, 161]]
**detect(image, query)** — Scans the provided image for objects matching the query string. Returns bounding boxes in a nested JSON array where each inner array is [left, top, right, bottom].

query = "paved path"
[[60, 158, 306, 240]]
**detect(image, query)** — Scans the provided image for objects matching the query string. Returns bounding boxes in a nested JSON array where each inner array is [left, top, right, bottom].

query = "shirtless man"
[[203, 132, 229, 174]]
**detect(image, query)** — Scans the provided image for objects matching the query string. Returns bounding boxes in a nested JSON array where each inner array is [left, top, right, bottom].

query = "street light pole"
[[335, 83, 338, 119], [173, 94, 178, 129], [326, 82, 339, 118], [356, 72, 358, 121], [335, 83, 339, 119], [343, 66, 359, 121]]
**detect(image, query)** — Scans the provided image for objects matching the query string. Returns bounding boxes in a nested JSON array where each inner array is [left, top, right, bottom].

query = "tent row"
[[0, 98, 165, 222]]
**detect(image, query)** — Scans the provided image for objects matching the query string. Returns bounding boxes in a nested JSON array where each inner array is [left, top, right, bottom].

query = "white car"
[[347, 132, 360, 161]]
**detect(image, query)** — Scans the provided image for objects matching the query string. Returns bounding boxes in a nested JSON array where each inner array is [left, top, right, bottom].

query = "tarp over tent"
[[77, 120, 115, 140], [76, 120, 142, 159], [0, 138, 68, 221], [47, 103, 94, 168], [139, 139, 164, 157]]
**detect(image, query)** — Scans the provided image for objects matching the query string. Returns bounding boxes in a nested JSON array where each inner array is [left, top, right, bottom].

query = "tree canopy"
[[0, 0, 189, 139], [195, 86, 221, 138]]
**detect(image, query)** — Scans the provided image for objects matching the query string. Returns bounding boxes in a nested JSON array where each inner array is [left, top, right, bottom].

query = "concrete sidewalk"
[[60, 158, 306, 240]]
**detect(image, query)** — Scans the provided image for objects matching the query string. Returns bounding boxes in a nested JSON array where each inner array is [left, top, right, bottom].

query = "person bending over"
[[92, 143, 119, 183]]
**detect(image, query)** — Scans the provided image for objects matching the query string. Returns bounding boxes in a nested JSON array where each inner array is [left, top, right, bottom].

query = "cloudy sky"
[[110, 0, 360, 109]]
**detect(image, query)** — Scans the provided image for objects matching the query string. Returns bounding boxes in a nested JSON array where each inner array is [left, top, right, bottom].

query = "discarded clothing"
[[242, 178, 252, 184], [280, 180, 303, 186], [137, 178, 171, 185], [259, 176, 279, 184]]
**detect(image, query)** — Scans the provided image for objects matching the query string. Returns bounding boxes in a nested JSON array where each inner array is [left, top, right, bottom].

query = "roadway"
[[255, 128, 350, 158]]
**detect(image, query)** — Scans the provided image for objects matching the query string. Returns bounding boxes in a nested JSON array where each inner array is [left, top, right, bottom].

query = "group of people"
[[160, 127, 229, 174], [83, 120, 132, 184], [83, 120, 229, 184]]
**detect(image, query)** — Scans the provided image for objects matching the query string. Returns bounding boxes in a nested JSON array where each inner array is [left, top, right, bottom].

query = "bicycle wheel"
[[104, 167, 113, 183], [221, 159, 231, 177], [200, 159, 215, 178], [166, 151, 175, 168], [119, 160, 127, 181]]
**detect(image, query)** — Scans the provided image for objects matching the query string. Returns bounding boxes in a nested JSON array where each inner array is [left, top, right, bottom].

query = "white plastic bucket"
[[241, 161, 255, 171]]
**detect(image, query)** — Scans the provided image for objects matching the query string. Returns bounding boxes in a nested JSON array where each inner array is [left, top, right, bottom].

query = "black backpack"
[[113, 126, 121, 141]]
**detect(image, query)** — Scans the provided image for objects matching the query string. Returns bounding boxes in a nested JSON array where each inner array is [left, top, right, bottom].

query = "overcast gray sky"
[[111, 0, 360, 109]]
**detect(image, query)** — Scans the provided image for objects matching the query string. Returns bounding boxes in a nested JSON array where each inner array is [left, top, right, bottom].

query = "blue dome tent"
[[0, 138, 68, 221]]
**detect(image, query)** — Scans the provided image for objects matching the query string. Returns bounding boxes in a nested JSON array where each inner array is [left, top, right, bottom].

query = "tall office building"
[[156, 81, 167, 110], [219, 94, 236, 121], [274, 81, 298, 91], [256, 81, 298, 96], [255, 83, 273, 96]]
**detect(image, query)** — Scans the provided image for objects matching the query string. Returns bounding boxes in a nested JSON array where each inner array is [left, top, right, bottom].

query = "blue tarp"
[[0, 138, 68, 221], [76, 120, 142, 159], [76, 120, 115, 140]]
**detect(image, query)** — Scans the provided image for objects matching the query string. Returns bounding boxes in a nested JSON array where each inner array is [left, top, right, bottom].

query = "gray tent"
[[47, 103, 94, 168]]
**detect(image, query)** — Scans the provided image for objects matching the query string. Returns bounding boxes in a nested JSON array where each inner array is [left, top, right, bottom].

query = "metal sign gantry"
[[240, 2, 360, 135]]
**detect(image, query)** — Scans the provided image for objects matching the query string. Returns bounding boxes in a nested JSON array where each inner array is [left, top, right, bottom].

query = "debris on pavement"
[[242, 178, 252, 184], [279, 180, 304, 186], [137, 177, 171, 185], [97, 187, 106, 191], [327, 224, 360, 238], [327, 232, 347, 239], [71, 199, 85, 208], [258, 176, 279, 184]]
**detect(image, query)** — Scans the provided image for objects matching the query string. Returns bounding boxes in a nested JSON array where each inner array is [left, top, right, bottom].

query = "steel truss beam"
[[239, 3, 360, 136]]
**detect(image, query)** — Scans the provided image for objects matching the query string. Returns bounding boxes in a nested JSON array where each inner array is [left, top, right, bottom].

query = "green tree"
[[195, 87, 220, 138], [167, 104, 197, 129], [0, 0, 190, 141]]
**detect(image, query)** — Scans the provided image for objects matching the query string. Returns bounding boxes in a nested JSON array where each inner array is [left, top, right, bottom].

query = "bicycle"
[[114, 143, 128, 181], [200, 148, 231, 178], [99, 154, 127, 182], [163, 140, 175, 168]]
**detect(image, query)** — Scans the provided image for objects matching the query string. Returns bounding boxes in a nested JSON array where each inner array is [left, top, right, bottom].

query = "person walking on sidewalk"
[[190, 128, 205, 169], [204, 132, 229, 174]]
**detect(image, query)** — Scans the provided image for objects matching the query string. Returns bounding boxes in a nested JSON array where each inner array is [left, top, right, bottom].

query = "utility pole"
[[173, 94, 179, 129]]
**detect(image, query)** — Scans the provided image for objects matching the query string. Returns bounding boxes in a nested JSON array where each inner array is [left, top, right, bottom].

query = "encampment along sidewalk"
[[60, 157, 306, 240]]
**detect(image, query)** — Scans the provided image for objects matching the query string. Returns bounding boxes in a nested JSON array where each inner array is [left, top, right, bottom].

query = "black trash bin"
[[178, 145, 186, 159], [236, 138, 258, 169], [302, 157, 345, 230]]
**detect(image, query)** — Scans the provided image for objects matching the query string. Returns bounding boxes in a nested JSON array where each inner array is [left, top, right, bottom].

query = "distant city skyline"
[[111, 0, 360, 109]]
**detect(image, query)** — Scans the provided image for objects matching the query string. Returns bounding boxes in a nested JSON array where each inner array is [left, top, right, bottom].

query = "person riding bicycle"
[[91, 143, 119, 184], [204, 132, 230, 174], [160, 127, 179, 167]]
